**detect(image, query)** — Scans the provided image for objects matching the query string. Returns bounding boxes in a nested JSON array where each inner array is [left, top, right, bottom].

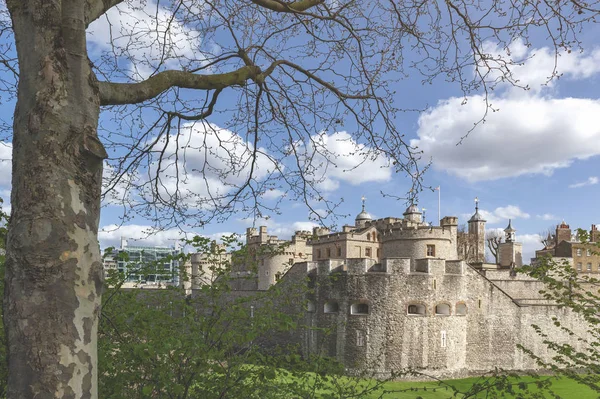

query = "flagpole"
[[437, 186, 441, 226]]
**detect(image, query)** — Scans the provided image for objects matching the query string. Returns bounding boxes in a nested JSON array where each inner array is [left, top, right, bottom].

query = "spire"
[[469, 196, 486, 222], [504, 219, 516, 242], [355, 196, 372, 226]]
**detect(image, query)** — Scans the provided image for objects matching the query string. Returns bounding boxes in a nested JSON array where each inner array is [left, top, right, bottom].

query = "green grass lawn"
[[365, 375, 599, 398]]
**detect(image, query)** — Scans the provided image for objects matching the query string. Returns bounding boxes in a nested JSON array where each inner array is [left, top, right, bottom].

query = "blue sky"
[[1, 1, 599, 263]]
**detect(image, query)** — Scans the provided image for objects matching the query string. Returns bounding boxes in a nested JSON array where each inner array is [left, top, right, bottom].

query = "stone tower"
[[467, 197, 486, 263], [555, 221, 571, 246], [499, 219, 523, 268]]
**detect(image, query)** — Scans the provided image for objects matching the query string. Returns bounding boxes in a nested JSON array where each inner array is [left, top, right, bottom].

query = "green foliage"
[[98, 234, 388, 398], [518, 229, 600, 394]]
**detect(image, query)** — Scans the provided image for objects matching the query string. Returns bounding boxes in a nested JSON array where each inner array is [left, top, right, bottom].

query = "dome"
[[355, 197, 372, 225], [403, 204, 421, 215], [356, 209, 372, 222]]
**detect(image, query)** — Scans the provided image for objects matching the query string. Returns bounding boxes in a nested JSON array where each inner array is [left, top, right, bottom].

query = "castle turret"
[[499, 220, 523, 268], [555, 221, 571, 246], [403, 203, 422, 224], [467, 197, 486, 263], [355, 196, 372, 227], [504, 219, 516, 242]]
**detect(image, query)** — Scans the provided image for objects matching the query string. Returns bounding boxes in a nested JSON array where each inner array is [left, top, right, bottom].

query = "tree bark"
[[4, 1, 105, 398]]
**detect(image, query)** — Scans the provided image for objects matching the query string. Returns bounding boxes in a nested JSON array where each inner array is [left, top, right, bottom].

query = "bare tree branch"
[[99, 66, 261, 105], [85, 0, 124, 26], [250, 0, 323, 13]]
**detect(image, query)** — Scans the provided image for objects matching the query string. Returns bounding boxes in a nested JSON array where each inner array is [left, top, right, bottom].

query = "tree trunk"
[[4, 1, 105, 398]]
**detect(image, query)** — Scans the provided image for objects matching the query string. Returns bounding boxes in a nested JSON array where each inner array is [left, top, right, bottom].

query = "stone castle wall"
[[293, 257, 586, 378]]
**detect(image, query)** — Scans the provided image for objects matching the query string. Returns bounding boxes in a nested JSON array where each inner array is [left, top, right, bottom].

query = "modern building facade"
[[103, 238, 183, 289]]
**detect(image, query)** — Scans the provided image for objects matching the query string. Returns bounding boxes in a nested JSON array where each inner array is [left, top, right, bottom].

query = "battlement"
[[381, 223, 455, 242], [300, 257, 465, 277]]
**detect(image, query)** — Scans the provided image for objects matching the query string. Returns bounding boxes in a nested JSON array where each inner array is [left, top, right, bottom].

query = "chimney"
[[591, 224, 600, 243]]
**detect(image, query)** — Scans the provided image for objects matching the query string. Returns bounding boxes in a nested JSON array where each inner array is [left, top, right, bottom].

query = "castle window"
[[289, 258, 294, 265], [407, 304, 426, 316], [441, 331, 447, 348], [324, 300, 339, 314], [356, 330, 365, 347], [426, 245, 435, 257], [587, 249, 592, 256], [577, 262, 582, 271], [587, 263, 592, 272], [367, 233, 371, 241], [275, 272, 282, 281], [577, 248, 583, 256], [316, 249, 321, 259], [306, 300, 316, 313], [336, 247, 342, 257], [435, 303, 451, 316], [377, 248, 380, 258], [365, 247, 372, 257], [456, 303, 467, 315], [351, 303, 369, 315], [326, 248, 331, 257], [373, 233, 377, 242]]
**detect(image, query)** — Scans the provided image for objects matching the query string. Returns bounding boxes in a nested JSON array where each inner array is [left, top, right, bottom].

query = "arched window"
[[324, 300, 339, 314], [306, 300, 316, 313], [456, 302, 467, 315], [351, 303, 369, 315], [367, 233, 371, 241], [435, 303, 451, 315], [407, 303, 426, 315], [373, 233, 377, 242]]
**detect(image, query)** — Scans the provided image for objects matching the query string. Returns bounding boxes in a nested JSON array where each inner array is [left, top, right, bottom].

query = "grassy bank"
[[367, 375, 598, 398]]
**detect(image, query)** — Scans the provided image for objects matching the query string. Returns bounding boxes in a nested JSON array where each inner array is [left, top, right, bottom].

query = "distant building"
[[103, 238, 183, 289], [532, 222, 600, 273], [185, 199, 592, 379]]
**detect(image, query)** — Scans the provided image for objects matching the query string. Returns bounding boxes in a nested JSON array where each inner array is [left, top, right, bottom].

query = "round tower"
[[467, 197, 486, 263]]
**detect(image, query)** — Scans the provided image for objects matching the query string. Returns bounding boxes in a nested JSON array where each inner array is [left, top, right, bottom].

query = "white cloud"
[[414, 95, 600, 181], [300, 132, 392, 191], [569, 176, 599, 188], [98, 224, 238, 251], [537, 213, 558, 221], [414, 42, 600, 182], [517, 233, 543, 264], [145, 122, 277, 209], [262, 189, 286, 200], [239, 217, 319, 241], [87, 0, 205, 80], [481, 39, 600, 96], [464, 205, 529, 225], [494, 205, 530, 220], [99, 224, 190, 249]]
